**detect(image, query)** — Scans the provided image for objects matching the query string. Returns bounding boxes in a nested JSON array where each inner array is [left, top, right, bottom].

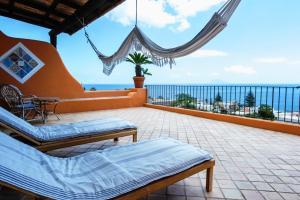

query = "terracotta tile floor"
[[2, 107, 300, 200]]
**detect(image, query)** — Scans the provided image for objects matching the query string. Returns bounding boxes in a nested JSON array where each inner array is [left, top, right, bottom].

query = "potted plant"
[[126, 52, 153, 88]]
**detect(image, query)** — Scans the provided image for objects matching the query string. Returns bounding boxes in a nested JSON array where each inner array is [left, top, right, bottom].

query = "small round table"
[[35, 97, 60, 123]]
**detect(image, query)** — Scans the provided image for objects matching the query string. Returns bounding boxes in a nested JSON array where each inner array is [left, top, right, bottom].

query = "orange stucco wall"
[[145, 104, 300, 136], [58, 88, 147, 113], [0, 31, 147, 112]]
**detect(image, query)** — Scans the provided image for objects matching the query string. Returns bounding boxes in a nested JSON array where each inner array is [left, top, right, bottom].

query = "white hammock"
[[84, 0, 241, 75]]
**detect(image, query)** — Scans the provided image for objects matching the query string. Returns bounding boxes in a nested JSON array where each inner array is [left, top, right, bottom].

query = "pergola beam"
[[43, 0, 60, 22], [8, 0, 15, 13], [49, 0, 109, 36], [65, 0, 125, 35], [13, 0, 69, 19], [0, 3, 58, 29], [1, 0, 126, 47], [59, 0, 81, 9], [0, 11, 53, 30]]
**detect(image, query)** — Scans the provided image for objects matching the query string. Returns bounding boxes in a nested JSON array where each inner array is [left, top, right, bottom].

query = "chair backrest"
[[0, 84, 23, 111], [0, 106, 40, 142]]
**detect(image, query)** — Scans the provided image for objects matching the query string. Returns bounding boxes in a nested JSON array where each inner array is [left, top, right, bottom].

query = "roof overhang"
[[0, 0, 125, 36]]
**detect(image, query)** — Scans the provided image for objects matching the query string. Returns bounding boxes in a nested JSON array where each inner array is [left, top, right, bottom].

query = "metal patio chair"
[[0, 84, 42, 121]]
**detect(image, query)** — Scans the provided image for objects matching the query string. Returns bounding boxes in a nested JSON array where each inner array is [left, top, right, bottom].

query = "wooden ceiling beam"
[[43, 0, 60, 22], [0, 2, 59, 28], [8, 0, 15, 14], [0, 10, 55, 29], [65, 2, 110, 34], [49, 0, 108, 36], [59, 0, 81, 9], [49, 0, 125, 36], [65, 0, 124, 35], [13, 0, 69, 19], [1, 0, 125, 36]]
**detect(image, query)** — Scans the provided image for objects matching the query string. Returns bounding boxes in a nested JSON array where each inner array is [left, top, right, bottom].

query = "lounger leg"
[[114, 138, 119, 142], [34, 197, 46, 200], [206, 166, 214, 192], [133, 133, 137, 142]]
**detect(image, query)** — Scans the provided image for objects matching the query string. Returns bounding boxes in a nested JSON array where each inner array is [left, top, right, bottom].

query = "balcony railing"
[[146, 85, 300, 124]]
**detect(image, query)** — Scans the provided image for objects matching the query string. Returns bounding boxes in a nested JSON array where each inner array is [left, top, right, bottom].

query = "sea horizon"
[[83, 83, 300, 91]]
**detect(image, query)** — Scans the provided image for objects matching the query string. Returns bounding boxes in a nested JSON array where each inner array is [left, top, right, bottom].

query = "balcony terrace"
[[2, 107, 300, 200], [1, 1, 300, 199]]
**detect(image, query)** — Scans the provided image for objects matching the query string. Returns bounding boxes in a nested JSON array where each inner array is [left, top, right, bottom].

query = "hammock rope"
[[83, 0, 241, 75], [135, 0, 138, 26]]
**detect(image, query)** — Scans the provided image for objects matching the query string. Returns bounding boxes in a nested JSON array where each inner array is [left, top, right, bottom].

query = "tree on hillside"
[[172, 93, 197, 109], [258, 104, 275, 120], [214, 92, 222, 102], [213, 92, 227, 113], [245, 91, 256, 107]]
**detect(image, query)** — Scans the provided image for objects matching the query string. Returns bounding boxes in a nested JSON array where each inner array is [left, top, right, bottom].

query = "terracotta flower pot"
[[133, 76, 145, 88]]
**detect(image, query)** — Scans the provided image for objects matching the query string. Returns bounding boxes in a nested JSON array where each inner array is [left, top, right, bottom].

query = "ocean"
[[83, 84, 133, 91]]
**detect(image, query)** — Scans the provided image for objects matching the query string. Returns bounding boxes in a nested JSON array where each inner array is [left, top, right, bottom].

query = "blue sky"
[[1, 0, 300, 84]]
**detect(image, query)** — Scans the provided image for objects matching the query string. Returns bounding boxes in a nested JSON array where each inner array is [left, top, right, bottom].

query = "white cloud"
[[290, 60, 300, 65], [186, 72, 194, 77], [255, 57, 287, 64], [176, 19, 190, 32], [107, 0, 175, 28], [210, 72, 220, 76], [224, 65, 256, 75], [167, 0, 226, 17], [190, 49, 228, 58], [106, 0, 225, 31], [255, 57, 300, 65]]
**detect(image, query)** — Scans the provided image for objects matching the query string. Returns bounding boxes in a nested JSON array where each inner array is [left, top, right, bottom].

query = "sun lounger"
[[0, 107, 137, 151], [0, 131, 214, 200]]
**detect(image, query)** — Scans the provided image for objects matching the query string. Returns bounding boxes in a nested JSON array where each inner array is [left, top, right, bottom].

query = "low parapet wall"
[[57, 88, 146, 113], [144, 103, 300, 136]]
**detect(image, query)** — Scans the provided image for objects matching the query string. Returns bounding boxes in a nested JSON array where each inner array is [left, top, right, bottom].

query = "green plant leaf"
[[126, 52, 153, 66], [125, 58, 135, 64]]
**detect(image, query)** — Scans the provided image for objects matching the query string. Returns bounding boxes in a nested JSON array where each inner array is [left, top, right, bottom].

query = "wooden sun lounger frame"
[[0, 121, 137, 152], [0, 160, 215, 200]]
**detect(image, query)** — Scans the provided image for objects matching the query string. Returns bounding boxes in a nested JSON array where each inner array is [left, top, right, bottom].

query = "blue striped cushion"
[[0, 132, 212, 200], [0, 106, 39, 139], [38, 118, 136, 142], [0, 107, 136, 142]]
